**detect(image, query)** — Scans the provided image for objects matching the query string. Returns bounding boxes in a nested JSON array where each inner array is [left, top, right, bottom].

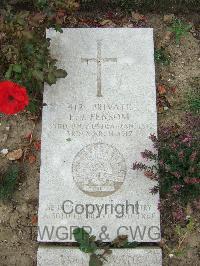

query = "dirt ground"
[[0, 12, 199, 266]]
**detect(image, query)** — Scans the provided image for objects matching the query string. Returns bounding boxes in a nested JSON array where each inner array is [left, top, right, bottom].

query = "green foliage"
[[35, 0, 80, 12], [187, 92, 200, 114], [186, 78, 200, 114], [26, 98, 40, 113], [73, 228, 98, 253], [155, 48, 171, 65], [166, 217, 198, 257], [1, 0, 79, 12], [169, 19, 192, 44], [158, 139, 200, 203], [175, 217, 196, 237], [73, 228, 113, 266], [0, 7, 67, 97], [112, 0, 199, 13], [73, 228, 139, 265], [0, 165, 19, 200], [133, 115, 200, 205]]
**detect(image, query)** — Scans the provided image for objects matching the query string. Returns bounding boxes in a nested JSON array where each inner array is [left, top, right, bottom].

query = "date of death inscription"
[[50, 103, 145, 138]]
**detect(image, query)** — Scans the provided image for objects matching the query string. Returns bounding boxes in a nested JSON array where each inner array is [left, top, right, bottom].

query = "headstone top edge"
[[38, 246, 162, 251], [46, 27, 154, 37]]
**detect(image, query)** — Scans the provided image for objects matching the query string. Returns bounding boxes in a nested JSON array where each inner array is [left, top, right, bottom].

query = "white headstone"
[[38, 28, 160, 242], [37, 247, 162, 266]]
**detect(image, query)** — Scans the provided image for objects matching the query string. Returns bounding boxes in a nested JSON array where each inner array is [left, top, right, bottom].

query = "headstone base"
[[37, 246, 162, 266]]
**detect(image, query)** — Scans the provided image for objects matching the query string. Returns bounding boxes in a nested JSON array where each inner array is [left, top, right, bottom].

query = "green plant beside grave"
[[73, 227, 112, 266], [0, 7, 68, 113], [35, 0, 79, 12], [169, 19, 192, 44], [0, 165, 19, 200], [186, 91, 200, 114], [165, 216, 198, 257], [0, 8, 67, 93], [155, 48, 171, 65], [132, 114, 200, 205], [73, 228, 138, 266], [112, 0, 198, 13], [1, 0, 79, 12], [186, 77, 200, 114]]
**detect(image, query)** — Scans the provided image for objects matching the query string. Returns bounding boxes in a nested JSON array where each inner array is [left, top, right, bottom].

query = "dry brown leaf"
[[131, 12, 145, 22], [56, 10, 66, 18], [157, 31, 172, 48], [158, 85, 167, 95], [34, 140, 41, 151], [32, 13, 46, 23], [171, 87, 176, 94], [163, 31, 173, 41], [166, 95, 175, 107], [158, 106, 164, 113], [31, 215, 38, 225], [159, 239, 166, 248], [66, 0, 80, 11], [112, 235, 128, 247], [163, 14, 175, 24], [28, 155, 36, 164], [100, 19, 113, 26], [7, 149, 23, 161], [25, 132, 33, 143]]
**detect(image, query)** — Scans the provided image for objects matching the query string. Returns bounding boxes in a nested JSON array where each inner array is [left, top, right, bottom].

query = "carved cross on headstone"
[[81, 40, 117, 97]]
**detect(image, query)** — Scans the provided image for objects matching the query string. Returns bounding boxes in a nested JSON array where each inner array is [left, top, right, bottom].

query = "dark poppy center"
[[8, 95, 15, 101]]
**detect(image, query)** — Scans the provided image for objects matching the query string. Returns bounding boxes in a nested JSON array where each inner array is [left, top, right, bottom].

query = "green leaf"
[[24, 43, 34, 54], [155, 48, 170, 65], [124, 241, 139, 248], [13, 64, 22, 73], [54, 25, 63, 33], [5, 65, 13, 79], [73, 228, 90, 244], [89, 254, 103, 266], [80, 240, 97, 253], [73, 228, 97, 253], [47, 72, 56, 85], [0, 165, 19, 200], [36, 0, 48, 9], [32, 70, 44, 82], [18, 11, 30, 19], [54, 69, 67, 78], [27, 100, 38, 113]]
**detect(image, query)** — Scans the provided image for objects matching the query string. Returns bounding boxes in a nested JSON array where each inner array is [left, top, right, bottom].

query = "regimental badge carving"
[[72, 143, 127, 197]]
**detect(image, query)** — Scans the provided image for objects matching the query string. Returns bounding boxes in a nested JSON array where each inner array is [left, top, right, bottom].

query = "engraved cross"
[[81, 40, 117, 97]]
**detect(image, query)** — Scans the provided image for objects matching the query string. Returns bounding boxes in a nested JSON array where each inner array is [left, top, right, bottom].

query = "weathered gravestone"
[[37, 246, 162, 266], [38, 28, 161, 243]]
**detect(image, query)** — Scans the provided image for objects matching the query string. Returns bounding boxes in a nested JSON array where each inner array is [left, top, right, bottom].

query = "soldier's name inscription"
[[47, 101, 150, 138]]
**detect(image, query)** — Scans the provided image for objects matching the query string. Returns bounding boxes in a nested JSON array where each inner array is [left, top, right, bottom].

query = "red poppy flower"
[[0, 81, 29, 115]]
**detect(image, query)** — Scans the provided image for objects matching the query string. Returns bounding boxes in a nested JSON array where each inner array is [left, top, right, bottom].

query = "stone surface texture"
[[37, 247, 162, 266], [38, 28, 160, 242]]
